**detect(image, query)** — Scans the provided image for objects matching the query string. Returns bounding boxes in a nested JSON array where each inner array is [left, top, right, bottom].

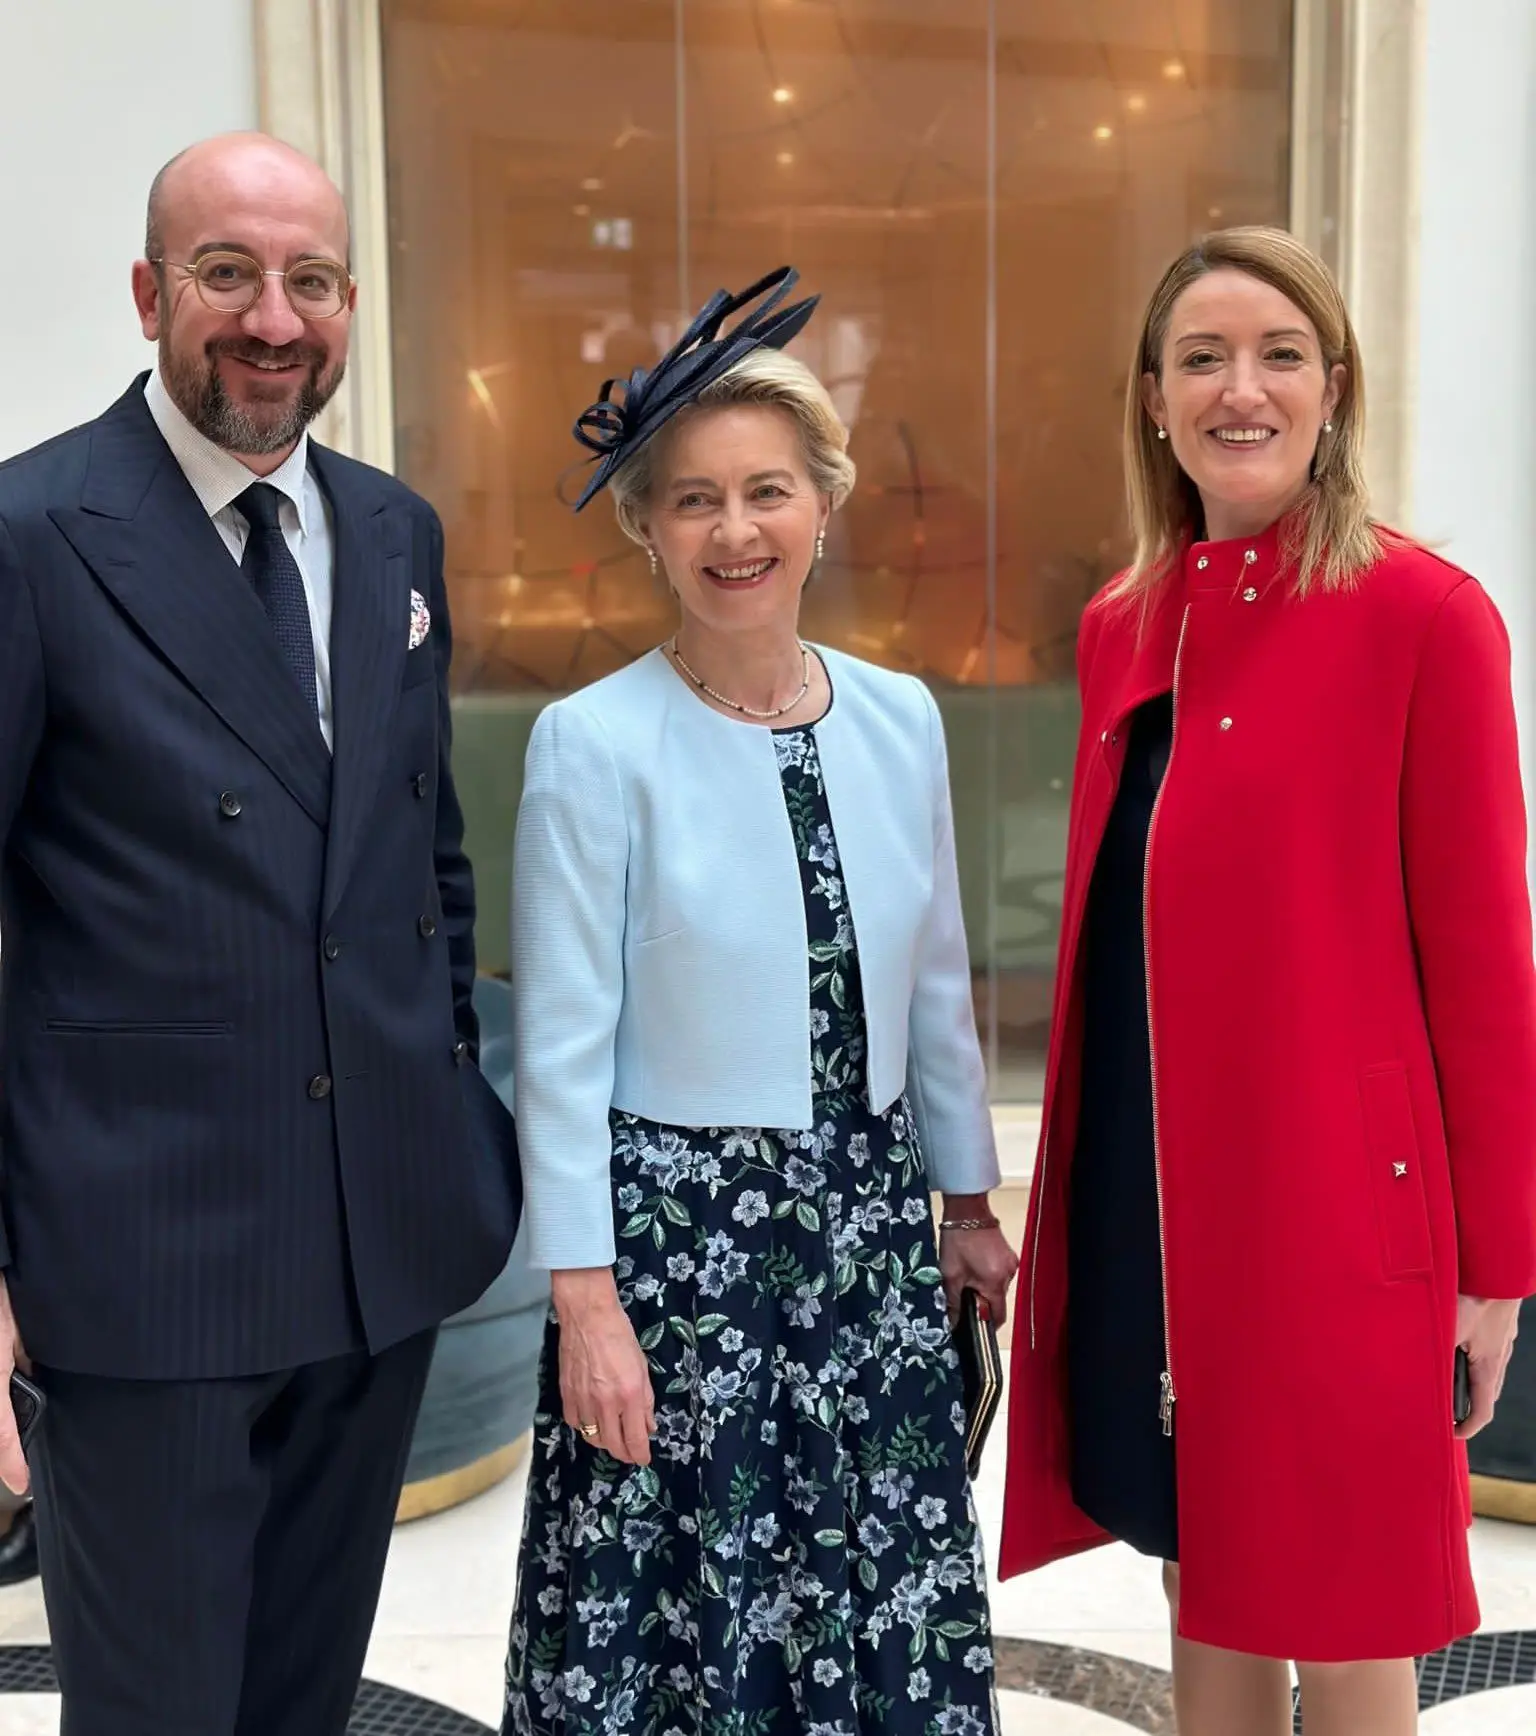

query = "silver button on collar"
[[1219, 717, 1233, 731], [1242, 586, 1258, 602], [1196, 556, 1209, 570], [1244, 548, 1258, 565]]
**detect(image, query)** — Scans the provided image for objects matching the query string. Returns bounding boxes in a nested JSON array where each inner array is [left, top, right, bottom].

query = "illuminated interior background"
[[380, 0, 1294, 1096]]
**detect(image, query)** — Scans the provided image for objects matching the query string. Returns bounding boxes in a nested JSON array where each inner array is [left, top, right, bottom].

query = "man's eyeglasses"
[[150, 250, 352, 319]]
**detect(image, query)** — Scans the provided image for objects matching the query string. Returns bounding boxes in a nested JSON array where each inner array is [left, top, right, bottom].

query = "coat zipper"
[[1146, 606, 1190, 1436], [1028, 1124, 1049, 1350]]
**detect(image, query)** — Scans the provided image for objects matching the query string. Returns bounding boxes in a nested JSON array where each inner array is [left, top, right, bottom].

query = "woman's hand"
[[1455, 1294, 1522, 1440], [938, 1194, 1019, 1327], [551, 1268, 656, 1466]]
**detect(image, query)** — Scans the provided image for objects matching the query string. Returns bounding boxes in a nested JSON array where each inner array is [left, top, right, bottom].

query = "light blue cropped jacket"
[[510, 645, 1000, 1269]]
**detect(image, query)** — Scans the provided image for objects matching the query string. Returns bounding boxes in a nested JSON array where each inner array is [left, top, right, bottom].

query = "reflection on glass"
[[380, 0, 1296, 1099]]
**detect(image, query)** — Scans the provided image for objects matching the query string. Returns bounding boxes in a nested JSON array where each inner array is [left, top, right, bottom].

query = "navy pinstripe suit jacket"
[[0, 379, 520, 1380]]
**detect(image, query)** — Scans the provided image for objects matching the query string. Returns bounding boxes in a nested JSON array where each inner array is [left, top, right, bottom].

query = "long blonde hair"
[[1114, 226, 1379, 602]]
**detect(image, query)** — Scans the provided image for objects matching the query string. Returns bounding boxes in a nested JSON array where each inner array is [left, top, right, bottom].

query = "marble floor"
[[0, 1399, 1529, 1733], [0, 1178, 1526, 1731]]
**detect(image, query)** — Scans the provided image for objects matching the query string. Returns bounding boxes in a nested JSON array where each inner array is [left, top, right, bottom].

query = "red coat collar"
[[1184, 518, 1288, 597], [1098, 520, 1292, 735]]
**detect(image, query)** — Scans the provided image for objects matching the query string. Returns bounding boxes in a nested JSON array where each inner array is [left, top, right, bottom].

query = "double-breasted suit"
[[0, 375, 518, 1733]]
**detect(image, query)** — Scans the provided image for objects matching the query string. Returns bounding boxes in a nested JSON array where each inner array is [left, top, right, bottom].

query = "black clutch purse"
[[955, 1288, 1002, 1480]]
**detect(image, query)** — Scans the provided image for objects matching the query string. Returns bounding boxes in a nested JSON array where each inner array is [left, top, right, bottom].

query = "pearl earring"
[[647, 547, 658, 576], [1156, 427, 1168, 441], [815, 531, 826, 564], [1323, 420, 1334, 434]]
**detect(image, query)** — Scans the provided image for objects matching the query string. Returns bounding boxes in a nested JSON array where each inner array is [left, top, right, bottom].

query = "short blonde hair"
[[607, 347, 856, 543], [1115, 225, 1379, 602]]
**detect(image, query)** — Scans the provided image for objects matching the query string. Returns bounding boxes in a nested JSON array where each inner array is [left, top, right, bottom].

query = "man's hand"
[[0, 1277, 30, 1495], [1455, 1294, 1522, 1441]]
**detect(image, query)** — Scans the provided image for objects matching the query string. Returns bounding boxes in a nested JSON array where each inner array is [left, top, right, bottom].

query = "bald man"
[[0, 133, 519, 1734]]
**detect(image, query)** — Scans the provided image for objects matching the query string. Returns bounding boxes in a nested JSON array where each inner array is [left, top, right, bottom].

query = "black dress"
[[504, 724, 999, 1736], [1066, 694, 1180, 1563]]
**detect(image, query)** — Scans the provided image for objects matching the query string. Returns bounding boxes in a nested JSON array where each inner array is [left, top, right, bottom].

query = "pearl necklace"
[[668, 638, 811, 720]]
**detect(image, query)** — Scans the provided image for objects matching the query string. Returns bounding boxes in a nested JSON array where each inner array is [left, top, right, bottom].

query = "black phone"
[[10, 1371, 44, 1454], [1453, 1346, 1472, 1427]]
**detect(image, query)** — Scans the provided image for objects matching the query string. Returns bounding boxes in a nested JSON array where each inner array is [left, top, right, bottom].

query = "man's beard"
[[161, 336, 346, 455]]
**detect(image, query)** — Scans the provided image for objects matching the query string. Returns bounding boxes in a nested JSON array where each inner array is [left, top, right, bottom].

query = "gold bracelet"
[[939, 1215, 999, 1232]]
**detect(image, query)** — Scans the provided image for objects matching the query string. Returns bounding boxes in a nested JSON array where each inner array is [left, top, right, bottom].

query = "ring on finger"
[[578, 1420, 599, 1440]]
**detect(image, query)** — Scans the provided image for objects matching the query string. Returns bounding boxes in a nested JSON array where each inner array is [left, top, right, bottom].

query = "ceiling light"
[[1163, 59, 1186, 80], [1125, 93, 1147, 114], [1093, 124, 1114, 142], [581, 177, 604, 192], [777, 150, 795, 166], [773, 86, 793, 104]]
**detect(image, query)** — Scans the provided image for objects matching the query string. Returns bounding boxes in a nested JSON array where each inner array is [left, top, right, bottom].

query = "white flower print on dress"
[[732, 1189, 770, 1227], [503, 730, 996, 1736]]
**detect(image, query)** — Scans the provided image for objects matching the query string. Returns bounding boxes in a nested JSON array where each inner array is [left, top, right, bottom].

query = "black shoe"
[[0, 1505, 38, 1587]]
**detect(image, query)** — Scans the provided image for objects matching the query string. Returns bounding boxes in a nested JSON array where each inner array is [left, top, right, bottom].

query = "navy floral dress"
[[504, 724, 999, 1736]]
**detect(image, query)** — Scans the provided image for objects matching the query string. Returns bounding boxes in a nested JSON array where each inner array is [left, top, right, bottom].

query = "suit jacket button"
[[308, 1074, 332, 1100], [219, 792, 242, 818], [323, 936, 341, 962], [453, 1039, 469, 1065], [413, 772, 429, 798], [418, 914, 437, 938]]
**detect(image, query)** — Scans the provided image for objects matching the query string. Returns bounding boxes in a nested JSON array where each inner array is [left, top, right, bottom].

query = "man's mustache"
[[207, 339, 325, 370]]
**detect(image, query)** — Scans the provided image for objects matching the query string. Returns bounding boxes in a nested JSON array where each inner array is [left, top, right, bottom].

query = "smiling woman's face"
[[1142, 267, 1346, 541], [642, 403, 828, 641]]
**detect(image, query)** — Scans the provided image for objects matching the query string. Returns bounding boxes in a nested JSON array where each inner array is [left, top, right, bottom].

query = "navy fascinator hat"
[[569, 266, 819, 511]]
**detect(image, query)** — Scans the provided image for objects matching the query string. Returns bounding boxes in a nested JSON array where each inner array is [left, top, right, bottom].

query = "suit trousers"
[[30, 1331, 436, 1736]]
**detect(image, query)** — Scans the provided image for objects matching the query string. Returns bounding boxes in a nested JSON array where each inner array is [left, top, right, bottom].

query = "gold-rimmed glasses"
[[151, 250, 352, 319]]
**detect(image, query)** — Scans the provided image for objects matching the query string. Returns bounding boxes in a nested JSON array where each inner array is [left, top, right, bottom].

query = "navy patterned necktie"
[[234, 482, 319, 722]]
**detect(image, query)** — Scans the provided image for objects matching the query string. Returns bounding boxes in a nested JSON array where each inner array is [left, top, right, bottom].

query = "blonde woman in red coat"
[[999, 225, 1536, 1736]]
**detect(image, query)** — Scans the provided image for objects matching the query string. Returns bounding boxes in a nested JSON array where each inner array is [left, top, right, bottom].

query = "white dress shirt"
[[144, 368, 336, 749]]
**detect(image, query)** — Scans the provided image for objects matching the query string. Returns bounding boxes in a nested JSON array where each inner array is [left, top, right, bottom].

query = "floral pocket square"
[[409, 590, 431, 650]]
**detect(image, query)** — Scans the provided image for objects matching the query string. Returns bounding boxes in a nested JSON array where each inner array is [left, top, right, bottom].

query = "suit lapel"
[[313, 445, 409, 916], [50, 383, 331, 827]]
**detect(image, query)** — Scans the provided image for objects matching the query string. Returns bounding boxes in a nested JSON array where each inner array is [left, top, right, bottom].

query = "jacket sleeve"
[[905, 679, 1001, 1195], [511, 700, 627, 1268], [0, 514, 47, 1273], [1401, 577, 1536, 1299], [424, 506, 479, 1055]]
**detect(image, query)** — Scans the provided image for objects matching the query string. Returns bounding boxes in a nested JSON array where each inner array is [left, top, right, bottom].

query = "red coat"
[[1000, 522, 1536, 1662]]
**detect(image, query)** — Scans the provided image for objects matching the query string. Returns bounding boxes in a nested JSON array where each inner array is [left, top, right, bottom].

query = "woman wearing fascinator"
[[502, 269, 1016, 1735]]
